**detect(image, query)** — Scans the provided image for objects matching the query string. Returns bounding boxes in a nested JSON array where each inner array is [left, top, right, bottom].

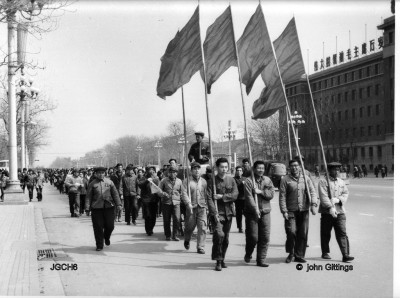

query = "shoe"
[[105, 239, 110, 246], [127, 222, 131, 225], [215, 261, 222, 271], [342, 255, 354, 262], [132, 221, 137, 225], [184, 241, 190, 250], [71, 214, 74, 217], [172, 237, 180, 241], [286, 254, 294, 263], [96, 247, 103, 251], [166, 237, 171, 241], [257, 262, 270, 267], [238, 228, 243, 233], [221, 261, 228, 268], [244, 254, 252, 263], [118, 218, 122, 222], [322, 253, 331, 259], [294, 257, 307, 263], [197, 248, 205, 254]]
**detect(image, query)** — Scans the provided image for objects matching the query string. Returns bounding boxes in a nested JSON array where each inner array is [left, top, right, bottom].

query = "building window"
[[345, 110, 348, 120], [375, 63, 379, 74], [360, 127, 365, 137], [318, 81, 322, 89], [331, 95, 335, 104], [353, 147, 357, 157], [368, 126, 372, 136], [358, 68, 362, 79], [344, 73, 348, 83], [331, 112, 335, 122], [337, 75, 341, 85], [324, 79, 328, 88], [352, 90, 356, 100], [369, 147, 373, 157], [361, 147, 365, 158], [344, 92, 348, 102], [338, 93, 341, 104], [331, 77, 334, 86], [351, 71, 355, 81], [359, 107, 363, 118], [338, 129, 342, 139], [345, 129, 349, 138], [389, 31, 394, 44], [376, 104, 380, 115], [366, 66, 370, 77], [376, 125, 380, 135], [352, 108, 356, 119], [353, 127, 357, 137], [375, 84, 380, 95], [359, 88, 363, 99], [367, 86, 371, 97], [377, 146, 382, 158], [367, 105, 372, 117], [338, 111, 342, 121], [332, 131, 336, 140]]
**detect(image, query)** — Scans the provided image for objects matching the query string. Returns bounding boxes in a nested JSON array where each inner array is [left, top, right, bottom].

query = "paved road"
[[33, 178, 393, 297]]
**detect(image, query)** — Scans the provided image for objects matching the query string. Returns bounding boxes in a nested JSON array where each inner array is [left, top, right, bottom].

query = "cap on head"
[[191, 162, 201, 169], [169, 165, 178, 172], [194, 131, 205, 137], [327, 162, 342, 169], [294, 155, 305, 161], [206, 165, 212, 173], [94, 166, 107, 173]]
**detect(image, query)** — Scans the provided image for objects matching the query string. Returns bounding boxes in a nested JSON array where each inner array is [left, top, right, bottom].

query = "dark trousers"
[[115, 197, 123, 220], [0, 187, 4, 201], [284, 210, 309, 258], [68, 192, 80, 215], [91, 208, 115, 249], [234, 200, 245, 230], [124, 196, 138, 223], [162, 203, 180, 238], [80, 194, 86, 214], [321, 213, 350, 256], [211, 215, 232, 261], [36, 187, 43, 201], [27, 185, 34, 201], [143, 201, 158, 234], [245, 211, 271, 263]]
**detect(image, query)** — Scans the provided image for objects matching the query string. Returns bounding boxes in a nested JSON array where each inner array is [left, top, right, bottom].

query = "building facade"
[[281, 16, 394, 172]]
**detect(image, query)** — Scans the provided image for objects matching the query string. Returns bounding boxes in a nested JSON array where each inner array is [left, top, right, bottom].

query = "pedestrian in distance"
[[65, 169, 83, 217], [374, 166, 379, 178], [233, 166, 246, 233], [243, 161, 275, 267], [188, 132, 210, 165], [122, 165, 139, 225], [80, 171, 89, 216], [25, 169, 36, 202], [319, 162, 354, 263], [207, 157, 238, 271], [0, 171, 9, 202], [279, 159, 317, 264], [85, 167, 122, 251], [158, 165, 183, 241], [35, 170, 46, 202], [182, 162, 208, 254], [242, 158, 252, 178]]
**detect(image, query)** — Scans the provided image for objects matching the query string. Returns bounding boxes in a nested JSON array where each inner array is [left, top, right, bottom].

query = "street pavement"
[[31, 177, 393, 297]]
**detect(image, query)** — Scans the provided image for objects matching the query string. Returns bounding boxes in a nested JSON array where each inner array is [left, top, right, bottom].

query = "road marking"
[[359, 213, 374, 216]]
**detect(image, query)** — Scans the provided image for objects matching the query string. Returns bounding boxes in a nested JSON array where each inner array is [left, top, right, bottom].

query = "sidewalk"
[[0, 204, 40, 295]]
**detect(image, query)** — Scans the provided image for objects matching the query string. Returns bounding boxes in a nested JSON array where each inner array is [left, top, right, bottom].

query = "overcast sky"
[[0, 0, 392, 166]]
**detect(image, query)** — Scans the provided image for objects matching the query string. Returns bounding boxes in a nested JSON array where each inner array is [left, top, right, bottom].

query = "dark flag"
[[237, 4, 273, 95], [201, 6, 237, 94], [157, 7, 203, 99], [252, 17, 305, 119]]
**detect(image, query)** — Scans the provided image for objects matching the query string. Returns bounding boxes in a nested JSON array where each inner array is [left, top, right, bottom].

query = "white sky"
[[0, 0, 392, 166]]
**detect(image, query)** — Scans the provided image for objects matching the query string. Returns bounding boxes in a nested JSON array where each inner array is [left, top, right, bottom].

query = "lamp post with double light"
[[154, 141, 163, 169], [136, 145, 142, 166], [288, 111, 306, 156], [224, 120, 236, 171], [177, 136, 188, 165]]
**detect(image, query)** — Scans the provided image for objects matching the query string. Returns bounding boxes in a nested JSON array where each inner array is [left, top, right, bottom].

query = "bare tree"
[[166, 119, 196, 136]]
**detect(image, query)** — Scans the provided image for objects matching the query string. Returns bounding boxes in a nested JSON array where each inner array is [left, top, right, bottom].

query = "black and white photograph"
[[0, 0, 397, 297]]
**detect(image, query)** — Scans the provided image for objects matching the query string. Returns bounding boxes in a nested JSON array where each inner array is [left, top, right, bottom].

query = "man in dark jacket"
[[188, 132, 210, 164], [243, 161, 275, 267], [85, 167, 122, 251], [234, 166, 246, 233], [279, 159, 317, 264], [110, 169, 124, 222], [207, 158, 238, 271], [122, 166, 139, 225]]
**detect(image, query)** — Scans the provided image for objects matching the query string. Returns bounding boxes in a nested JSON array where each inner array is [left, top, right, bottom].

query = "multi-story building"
[[281, 15, 394, 172]]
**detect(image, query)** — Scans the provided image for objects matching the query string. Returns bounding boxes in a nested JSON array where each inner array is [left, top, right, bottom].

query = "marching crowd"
[[9, 132, 355, 271]]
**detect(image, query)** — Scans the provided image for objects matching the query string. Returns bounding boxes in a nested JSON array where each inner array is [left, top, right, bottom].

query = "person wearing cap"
[[207, 157, 238, 271], [169, 159, 178, 167], [24, 169, 36, 202], [182, 162, 208, 253], [318, 162, 354, 263], [65, 169, 83, 217], [85, 167, 122, 251], [34, 170, 46, 202], [188, 132, 210, 165], [279, 159, 317, 264], [137, 166, 160, 236], [122, 166, 139, 225], [158, 165, 183, 241]]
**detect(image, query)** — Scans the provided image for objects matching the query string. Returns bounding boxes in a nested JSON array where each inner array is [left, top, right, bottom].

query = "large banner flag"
[[201, 6, 237, 94], [252, 17, 306, 119], [237, 4, 273, 95], [157, 6, 203, 99]]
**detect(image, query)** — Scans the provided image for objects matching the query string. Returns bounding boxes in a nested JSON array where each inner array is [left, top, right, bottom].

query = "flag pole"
[[286, 107, 292, 160], [181, 86, 192, 213], [230, 5, 260, 218], [260, 10, 312, 203], [198, 3, 218, 216]]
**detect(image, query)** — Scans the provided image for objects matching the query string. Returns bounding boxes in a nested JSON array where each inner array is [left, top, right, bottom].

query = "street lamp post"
[[154, 141, 163, 169], [288, 111, 306, 156], [224, 120, 236, 171], [177, 136, 188, 165], [135, 145, 142, 166]]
